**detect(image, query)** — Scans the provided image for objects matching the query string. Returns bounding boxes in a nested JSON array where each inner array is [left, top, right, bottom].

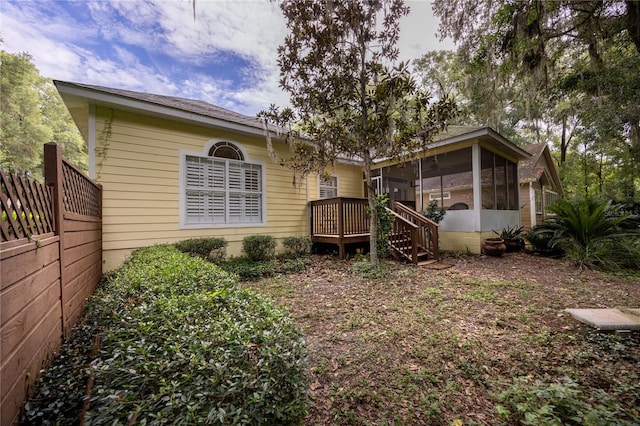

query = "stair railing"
[[391, 201, 440, 261], [385, 207, 419, 263]]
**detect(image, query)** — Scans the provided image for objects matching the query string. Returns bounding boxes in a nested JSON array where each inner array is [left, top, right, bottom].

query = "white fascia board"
[[372, 127, 531, 165]]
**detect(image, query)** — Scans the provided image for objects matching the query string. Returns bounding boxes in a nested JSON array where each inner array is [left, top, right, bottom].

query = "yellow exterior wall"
[[439, 231, 499, 254], [94, 107, 322, 271], [308, 162, 364, 200]]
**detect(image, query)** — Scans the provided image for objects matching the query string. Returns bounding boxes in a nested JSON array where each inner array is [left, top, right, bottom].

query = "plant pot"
[[503, 237, 524, 253], [482, 238, 506, 257]]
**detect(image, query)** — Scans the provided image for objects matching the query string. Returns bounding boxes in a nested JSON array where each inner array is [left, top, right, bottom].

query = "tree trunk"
[[357, 20, 379, 268], [363, 151, 378, 268]]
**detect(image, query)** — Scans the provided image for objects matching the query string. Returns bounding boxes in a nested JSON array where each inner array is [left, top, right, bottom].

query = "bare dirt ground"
[[244, 252, 640, 425]]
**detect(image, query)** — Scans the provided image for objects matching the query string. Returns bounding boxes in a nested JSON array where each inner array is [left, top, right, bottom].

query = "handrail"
[[385, 207, 418, 229], [385, 207, 419, 263], [391, 201, 440, 262], [392, 201, 439, 229]]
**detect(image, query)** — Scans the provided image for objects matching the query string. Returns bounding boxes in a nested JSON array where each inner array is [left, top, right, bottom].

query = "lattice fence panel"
[[62, 161, 101, 217], [0, 170, 54, 242]]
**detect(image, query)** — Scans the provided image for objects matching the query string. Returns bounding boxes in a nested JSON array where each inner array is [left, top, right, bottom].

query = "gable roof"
[[519, 142, 564, 195], [54, 80, 284, 140], [421, 125, 531, 161]]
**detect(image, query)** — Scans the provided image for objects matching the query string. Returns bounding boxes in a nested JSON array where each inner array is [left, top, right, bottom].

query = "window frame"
[[429, 191, 451, 201], [179, 141, 267, 229], [318, 174, 339, 199]]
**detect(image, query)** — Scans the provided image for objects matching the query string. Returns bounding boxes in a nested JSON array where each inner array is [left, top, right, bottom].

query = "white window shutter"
[[184, 150, 262, 226]]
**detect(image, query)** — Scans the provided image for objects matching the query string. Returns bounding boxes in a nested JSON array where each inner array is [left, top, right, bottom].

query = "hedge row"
[[24, 245, 309, 425]]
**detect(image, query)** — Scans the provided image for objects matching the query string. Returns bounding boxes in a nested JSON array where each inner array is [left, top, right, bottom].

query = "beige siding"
[[519, 181, 542, 229], [94, 107, 313, 270], [519, 184, 532, 229]]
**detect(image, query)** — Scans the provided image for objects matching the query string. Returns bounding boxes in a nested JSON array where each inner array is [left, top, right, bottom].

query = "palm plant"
[[530, 197, 640, 270]]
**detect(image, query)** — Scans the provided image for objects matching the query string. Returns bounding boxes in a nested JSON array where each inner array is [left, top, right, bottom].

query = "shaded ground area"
[[243, 252, 640, 425]]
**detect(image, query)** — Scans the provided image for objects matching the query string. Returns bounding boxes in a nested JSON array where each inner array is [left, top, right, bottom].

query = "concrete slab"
[[565, 308, 640, 331], [619, 307, 640, 317]]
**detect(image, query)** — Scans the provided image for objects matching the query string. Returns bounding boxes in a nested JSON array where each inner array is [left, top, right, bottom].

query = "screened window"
[[319, 175, 338, 199], [184, 143, 263, 225], [421, 147, 473, 210], [545, 190, 559, 213], [535, 189, 543, 214], [480, 148, 518, 210]]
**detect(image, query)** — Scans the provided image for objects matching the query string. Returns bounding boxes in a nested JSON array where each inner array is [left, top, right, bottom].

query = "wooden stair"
[[387, 202, 439, 265]]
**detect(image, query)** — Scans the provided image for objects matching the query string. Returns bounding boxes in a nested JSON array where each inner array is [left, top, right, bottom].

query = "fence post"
[[44, 142, 67, 338]]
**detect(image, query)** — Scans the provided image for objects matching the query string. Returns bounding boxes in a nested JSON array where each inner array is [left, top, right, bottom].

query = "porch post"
[[471, 143, 482, 232], [418, 158, 423, 211], [529, 182, 536, 228]]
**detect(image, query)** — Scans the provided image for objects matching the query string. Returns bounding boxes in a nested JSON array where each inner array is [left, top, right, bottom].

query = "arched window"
[[208, 141, 244, 160], [182, 141, 264, 227]]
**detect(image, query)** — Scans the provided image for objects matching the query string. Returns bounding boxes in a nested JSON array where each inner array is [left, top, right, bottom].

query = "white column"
[[472, 143, 482, 232]]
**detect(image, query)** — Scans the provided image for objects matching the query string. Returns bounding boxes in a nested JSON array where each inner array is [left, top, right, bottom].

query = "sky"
[[1, 0, 455, 116]]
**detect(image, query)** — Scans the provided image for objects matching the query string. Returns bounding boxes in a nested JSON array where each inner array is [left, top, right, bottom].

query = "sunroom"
[[370, 126, 531, 253]]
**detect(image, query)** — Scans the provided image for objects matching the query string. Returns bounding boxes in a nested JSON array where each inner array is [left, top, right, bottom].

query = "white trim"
[[203, 138, 249, 160], [418, 158, 423, 210], [428, 191, 451, 201], [472, 143, 482, 231], [56, 81, 280, 140], [88, 104, 96, 179], [529, 182, 536, 227], [179, 141, 267, 229]]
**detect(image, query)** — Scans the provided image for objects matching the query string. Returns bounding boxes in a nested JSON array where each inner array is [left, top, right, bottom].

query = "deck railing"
[[391, 201, 439, 261], [308, 197, 439, 263], [309, 197, 369, 237]]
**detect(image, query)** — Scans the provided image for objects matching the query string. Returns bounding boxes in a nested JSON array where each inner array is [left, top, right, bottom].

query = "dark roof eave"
[[54, 80, 288, 142]]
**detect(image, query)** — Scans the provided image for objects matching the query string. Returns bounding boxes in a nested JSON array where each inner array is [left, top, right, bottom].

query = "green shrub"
[[24, 246, 309, 425], [222, 256, 311, 281], [529, 197, 640, 269], [526, 225, 562, 256], [422, 200, 447, 224], [174, 237, 228, 262], [282, 236, 311, 257], [370, 194, 394, 258], [495, 376, 637, 425], [242, 235, 277, 261]]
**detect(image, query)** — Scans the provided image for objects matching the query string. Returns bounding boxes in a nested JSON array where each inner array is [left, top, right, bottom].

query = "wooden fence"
[[1, 142, 102, 425]]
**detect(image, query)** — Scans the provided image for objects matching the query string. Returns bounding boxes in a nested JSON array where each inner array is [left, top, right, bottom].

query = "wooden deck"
[[309, 197, 439, 263], [309, 197, 370, 258]]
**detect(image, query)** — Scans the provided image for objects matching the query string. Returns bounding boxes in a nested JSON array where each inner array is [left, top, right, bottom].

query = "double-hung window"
[[319, 175, 338, 199], [183, 142, 263, 226]]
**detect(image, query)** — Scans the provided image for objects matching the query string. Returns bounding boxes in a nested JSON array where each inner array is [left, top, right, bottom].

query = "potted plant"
[[494, 225, 526, 253]]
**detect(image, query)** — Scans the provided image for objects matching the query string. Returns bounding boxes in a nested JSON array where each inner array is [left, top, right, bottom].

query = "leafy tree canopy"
[[428, 0, 640, 199], [0, 49, 87, 179], [259, 0, 456, 266]]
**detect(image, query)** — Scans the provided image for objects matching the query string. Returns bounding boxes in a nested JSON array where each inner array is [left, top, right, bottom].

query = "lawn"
[[242, 252, 640, 425]]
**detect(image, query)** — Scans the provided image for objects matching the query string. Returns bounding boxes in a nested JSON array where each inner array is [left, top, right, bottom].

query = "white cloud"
[[1, 0, 453, 117]]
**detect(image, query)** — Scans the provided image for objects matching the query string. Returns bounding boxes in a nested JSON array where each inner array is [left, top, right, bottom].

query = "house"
[[55, 81, 363, 271], [56, 82, 532, 270], [518, 142, 564, 229]]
